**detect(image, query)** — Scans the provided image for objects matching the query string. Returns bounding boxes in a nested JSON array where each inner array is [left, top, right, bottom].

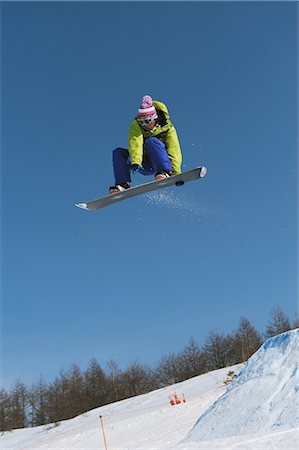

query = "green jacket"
[[128, 100, 182, 175]]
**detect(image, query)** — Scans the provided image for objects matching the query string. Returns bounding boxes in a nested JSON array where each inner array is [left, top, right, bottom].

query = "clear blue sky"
[[1, 2, 298, 388]]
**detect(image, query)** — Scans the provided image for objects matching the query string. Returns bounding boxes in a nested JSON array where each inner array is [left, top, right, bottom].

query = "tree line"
[[1, 307, 297, 431]]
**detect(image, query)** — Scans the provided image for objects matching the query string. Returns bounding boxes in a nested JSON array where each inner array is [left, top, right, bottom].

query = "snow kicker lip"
[[185, 329, 299, 442]]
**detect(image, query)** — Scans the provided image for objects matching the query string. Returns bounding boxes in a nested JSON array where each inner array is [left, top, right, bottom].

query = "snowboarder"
[[109, 95, 183, 194]]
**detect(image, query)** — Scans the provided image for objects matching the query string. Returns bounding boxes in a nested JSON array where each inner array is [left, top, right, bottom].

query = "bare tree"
[[203, 331, 231, 370], [85, 358, 107, 410], [232, 317, 262, 362], [265, 307, 291, 338], [121, 361, 156, 397], [46, 371, 69, 423], [9, 380, 28, 429], [0, 388, 12, 431], [65, 364, 86, 418], [106, 359, 122, 402], [28, 377, 48, 426], [292, 316, 299, 329], [155, 353, 184, 385], [179, 338, 208, 379]]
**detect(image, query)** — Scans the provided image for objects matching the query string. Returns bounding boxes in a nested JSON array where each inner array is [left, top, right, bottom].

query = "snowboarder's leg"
[[138, 151, 155, 176], [144, 137, 173, 175], [112, 148, 131, 184]]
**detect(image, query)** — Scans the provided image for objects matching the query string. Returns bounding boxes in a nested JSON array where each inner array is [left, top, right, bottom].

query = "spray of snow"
[[144, 189, 212, 219]]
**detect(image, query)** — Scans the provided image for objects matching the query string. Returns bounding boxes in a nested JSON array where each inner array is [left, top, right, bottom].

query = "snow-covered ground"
[[1, 329, 298, 450]]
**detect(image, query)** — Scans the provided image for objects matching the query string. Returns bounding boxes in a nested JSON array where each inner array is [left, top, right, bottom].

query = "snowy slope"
[[1, 364, 242, 450], [185, 329, 299, 442], [1, 330, 298, 450]]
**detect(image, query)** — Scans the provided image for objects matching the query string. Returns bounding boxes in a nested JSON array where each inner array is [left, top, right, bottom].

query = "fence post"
[[100, 415, 108, 450]]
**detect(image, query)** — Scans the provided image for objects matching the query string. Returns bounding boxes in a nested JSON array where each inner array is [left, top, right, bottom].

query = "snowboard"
[[75, 166, 207, 211]]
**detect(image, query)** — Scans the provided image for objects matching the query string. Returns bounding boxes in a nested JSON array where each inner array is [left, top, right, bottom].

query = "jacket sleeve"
[[153, 101, 169, 118], [128, 120, 144, 166], [165, 126, 183, 175]]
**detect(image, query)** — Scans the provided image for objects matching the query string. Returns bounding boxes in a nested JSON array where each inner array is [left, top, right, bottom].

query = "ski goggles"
[[137, 117, 155, 126]]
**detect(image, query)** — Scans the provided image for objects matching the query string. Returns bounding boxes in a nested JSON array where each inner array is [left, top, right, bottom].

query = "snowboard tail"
[[76, 166, 207, 211]]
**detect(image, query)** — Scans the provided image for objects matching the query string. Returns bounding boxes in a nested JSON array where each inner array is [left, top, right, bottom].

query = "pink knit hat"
[[137, 95, 158, 119]]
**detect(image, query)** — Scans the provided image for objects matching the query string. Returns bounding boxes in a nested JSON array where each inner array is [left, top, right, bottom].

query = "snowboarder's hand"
[[131, 164, 141, 173]]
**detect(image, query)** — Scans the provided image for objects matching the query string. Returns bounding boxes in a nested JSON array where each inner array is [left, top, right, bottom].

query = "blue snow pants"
[[112, 137, 173, 185]]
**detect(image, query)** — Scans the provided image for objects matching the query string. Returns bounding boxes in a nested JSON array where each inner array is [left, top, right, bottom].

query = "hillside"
[[1, 330, 298, 449]]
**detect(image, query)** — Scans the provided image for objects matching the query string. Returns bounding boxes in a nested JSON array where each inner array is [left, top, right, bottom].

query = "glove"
[[131, 164, 141, 173]]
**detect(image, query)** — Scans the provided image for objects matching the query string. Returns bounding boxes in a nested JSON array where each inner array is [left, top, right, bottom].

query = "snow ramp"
[[185, 328, 299, 441]]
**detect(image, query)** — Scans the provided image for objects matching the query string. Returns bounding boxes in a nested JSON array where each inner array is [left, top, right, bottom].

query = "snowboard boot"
[[109, 182, 131, 195], [155, 171, 172, 181]]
